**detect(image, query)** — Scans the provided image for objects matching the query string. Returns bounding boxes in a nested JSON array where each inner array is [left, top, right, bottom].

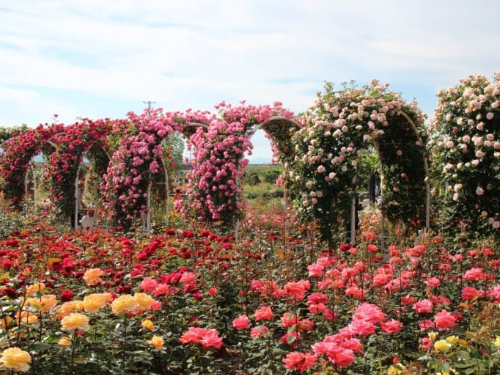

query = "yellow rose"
[[134, 293, 153, 311], [58, 337, 72, 346], [446, 335, 459, 344], [494, 336, 500, 348], [0, 347, 31, 372], [111, 295, 137, 315], [83, 293, 108, 313], [387, 364, 405, 374], [56, 300, 84, 319], [26, 295, 58, 313], [61, 313, 89, 331], [434, 339, 452, 352], [147, 335, 164, 350], [83, 268, 104, 286], [428, 331, 437, 342], [142, 319, 154, 331]]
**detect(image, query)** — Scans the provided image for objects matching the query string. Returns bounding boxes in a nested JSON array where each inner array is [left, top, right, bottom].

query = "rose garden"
[[0, 74, 499, 374]]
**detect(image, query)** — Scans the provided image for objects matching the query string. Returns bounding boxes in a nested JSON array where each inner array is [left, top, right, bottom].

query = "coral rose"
[[433, 310, 457, 330], [254, 305, 273, 321], [250, 325, 269, 338], [461, 286, 480, 301], [348, 319, 376, 336], [232, 315, 250, 330], [282, 351, 316, 373], [200, 329, 223, 350], [413, 299, 434, 314]]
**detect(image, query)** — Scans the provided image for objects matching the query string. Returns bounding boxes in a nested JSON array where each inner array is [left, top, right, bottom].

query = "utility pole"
[[143, 101, 156, 113]]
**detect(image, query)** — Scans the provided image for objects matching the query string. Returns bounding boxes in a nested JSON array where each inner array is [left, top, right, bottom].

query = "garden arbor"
[[1, 94, 432, 242], [0, 124, 63, 206], [289, 81, 429, 243], [186, 102, 301, 231], [103, 109, 215, 230]]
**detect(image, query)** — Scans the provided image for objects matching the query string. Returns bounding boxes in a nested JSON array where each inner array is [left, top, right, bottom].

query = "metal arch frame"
[[372, 111, 430, 249], [146, 122, 209, 232], [20, 139, 59, 209], [233, 116, 302, 239], [73, 143, 112, 231], [397, 111, 431, 229]]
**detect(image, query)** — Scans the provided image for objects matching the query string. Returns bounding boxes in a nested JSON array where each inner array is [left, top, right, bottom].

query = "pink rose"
[[348, 319, 376, 336], [254, 306, 273, 321], [232, 315, 250, 330], [381, 319, 402, 334], [250, 325, 269, 338], [413, 299, 434, 314], [282, 352, 316, 373], [461, 286, 480, 301], [434, 310, 456, 330]]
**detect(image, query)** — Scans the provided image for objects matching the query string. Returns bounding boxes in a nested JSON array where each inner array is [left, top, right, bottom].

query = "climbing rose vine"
[[289, 80, 428, 241], [429, 73, 500, 238], [186, 102, 295, 226]]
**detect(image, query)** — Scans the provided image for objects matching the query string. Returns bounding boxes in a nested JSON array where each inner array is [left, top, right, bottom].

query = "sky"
[[1, 0, 499, 163]]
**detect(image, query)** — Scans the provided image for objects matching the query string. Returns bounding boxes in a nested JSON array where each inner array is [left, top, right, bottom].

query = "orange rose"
[[58, 337, 72, 346], [111, 295, 137, 315], [134, 293, 153, 311], [26, 283, 45, 297], [142, 319, 154, 331], [83, 293, 108, 313], [83, 268, 104, 286], [56, 300, 85, 319], [0, 347, 31, 372], [61, 313, 89, 331], [25, 295, 58, 313], [16, 311, 38, 325], [147, 335, 164, 350]]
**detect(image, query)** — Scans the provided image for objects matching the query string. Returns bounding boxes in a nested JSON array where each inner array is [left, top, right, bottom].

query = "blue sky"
[[1, 0, 499, 163]]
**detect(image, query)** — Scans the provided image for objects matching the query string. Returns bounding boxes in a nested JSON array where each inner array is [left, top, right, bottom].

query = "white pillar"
[[350, 195, 356, 244]]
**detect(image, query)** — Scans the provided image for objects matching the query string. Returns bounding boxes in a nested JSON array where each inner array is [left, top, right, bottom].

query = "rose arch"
[[185, 102, 301, 230], [429, 73, 500, 240], [289, 80, 429, 243], [103, 109, 213, 230], [0, 123, 63, 206]]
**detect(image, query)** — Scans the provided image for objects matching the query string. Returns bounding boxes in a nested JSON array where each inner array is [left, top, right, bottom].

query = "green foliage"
[[288, 80, 428, 242], [0, 124, 29, 144]]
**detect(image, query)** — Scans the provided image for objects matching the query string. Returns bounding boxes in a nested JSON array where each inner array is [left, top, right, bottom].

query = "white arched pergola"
[[73, 144, 111, 230], [143, 122, 210, 232]]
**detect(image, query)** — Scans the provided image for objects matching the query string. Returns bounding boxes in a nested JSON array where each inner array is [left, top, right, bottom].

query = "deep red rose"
[[60, 289, 74, 301]]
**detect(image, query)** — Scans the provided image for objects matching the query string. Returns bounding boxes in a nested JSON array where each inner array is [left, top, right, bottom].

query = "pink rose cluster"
[[179, 326, 223, 350], [187, 102, 295, 223]]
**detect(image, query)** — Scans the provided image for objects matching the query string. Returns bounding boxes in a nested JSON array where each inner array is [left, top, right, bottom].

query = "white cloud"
[[0, 0, 499, 135]]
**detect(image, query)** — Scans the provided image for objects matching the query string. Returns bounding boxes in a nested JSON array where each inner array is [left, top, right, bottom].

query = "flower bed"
[[0, 207, 499, 374]]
